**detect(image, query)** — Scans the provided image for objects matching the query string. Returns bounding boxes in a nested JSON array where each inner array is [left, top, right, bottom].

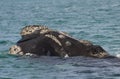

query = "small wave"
[[0, 77, 12, 79], [0, 40, 8, 45], [0, 40, 15, 45], [0, 52, 19, 58]]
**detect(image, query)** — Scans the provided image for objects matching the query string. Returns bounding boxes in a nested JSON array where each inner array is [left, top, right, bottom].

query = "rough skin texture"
[[20, 25, 49, 36], [9, 25, 115, 58]]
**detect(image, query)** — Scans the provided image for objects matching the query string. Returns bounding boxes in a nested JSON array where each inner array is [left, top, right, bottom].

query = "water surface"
[[0, 0, 120, 79]]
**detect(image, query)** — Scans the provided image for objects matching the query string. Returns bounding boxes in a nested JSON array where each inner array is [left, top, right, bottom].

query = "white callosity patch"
[[59, 31, 78, 41], [20, 25, 49, 36], [10, 45, 37, 56], [21, 26, 39, 35], [40, 29, 50, 34], [116, 54, 120, 58], [9, 45, 23, 55], [90, 52, 108, 58], [65, 41, 72, 46], [64, 54, 69, 58], [59, 31, 70, 37], [58, 33, 72, 46], [59, 48, 68, 58], [45, 34, 62, 46], [79, 40, 93, 46], [25, 53, 35, 56], [38, 26, 48, 30], [58, 34, 65, 39]]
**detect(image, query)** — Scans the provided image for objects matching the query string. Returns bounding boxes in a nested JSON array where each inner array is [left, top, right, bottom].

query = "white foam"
[[64, 54, 69, 58], [116, 54, 120, 58]]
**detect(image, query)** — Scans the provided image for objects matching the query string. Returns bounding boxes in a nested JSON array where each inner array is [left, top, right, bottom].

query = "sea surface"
[[0, 0, 120, 79]]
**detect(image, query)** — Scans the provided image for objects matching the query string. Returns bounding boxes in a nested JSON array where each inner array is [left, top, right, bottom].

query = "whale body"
[[9, 25, 116, 58]]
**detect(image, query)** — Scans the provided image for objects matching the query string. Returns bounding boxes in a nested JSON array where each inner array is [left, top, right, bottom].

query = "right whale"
[[9, 25, 117, 59]]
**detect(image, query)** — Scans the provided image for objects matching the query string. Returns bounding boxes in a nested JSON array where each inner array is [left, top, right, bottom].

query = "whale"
[[9, 25, 116, 58]]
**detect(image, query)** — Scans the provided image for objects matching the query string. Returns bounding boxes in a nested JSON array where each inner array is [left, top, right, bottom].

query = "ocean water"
[[0, 0, 120, 79]]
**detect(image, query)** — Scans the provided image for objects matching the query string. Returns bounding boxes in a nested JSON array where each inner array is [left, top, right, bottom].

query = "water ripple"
[[0, 0, 120, 79]]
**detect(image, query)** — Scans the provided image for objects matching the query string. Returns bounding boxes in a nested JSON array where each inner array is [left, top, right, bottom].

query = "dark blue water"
[[0, 0, 120, 79]]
